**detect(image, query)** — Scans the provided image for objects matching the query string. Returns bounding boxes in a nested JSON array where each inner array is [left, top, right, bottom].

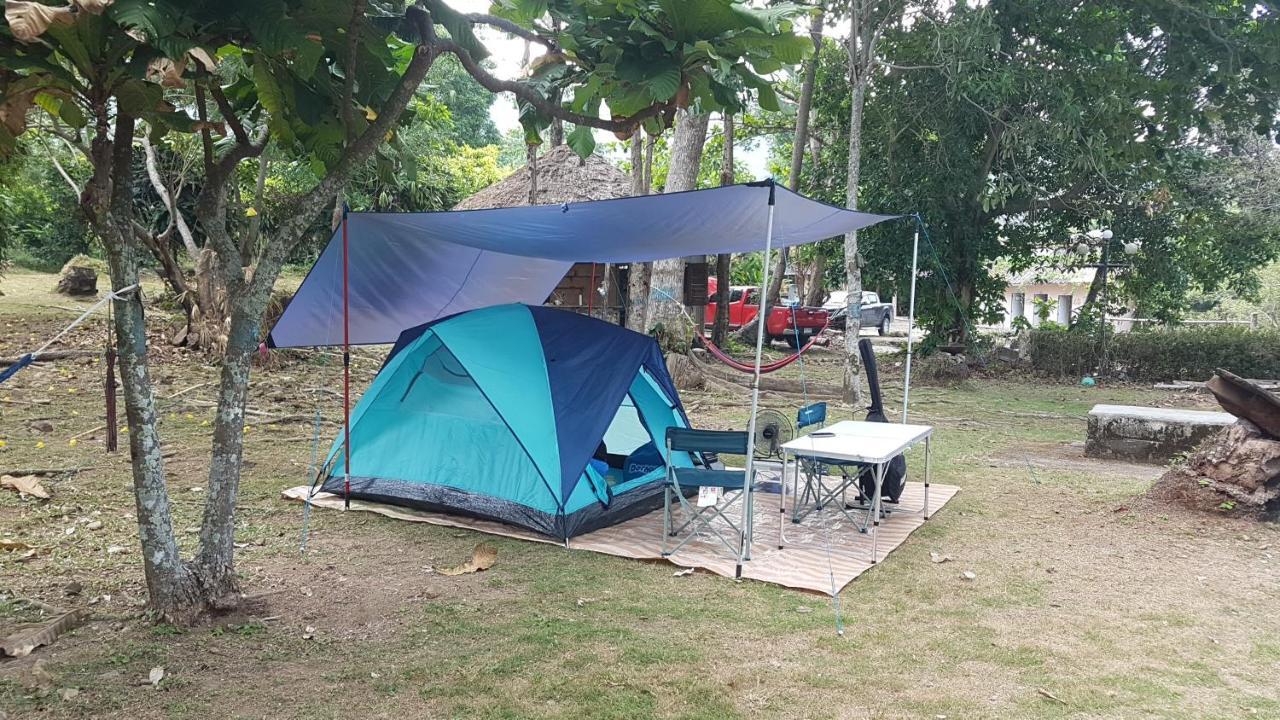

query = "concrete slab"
[[1086, 404, 1236, 464]]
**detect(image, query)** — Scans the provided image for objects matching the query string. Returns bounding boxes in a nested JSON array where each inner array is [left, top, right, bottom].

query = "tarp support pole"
[[902, 218, 920, 423], [342, 206, 352, 509], [740, 180, 776, 576]]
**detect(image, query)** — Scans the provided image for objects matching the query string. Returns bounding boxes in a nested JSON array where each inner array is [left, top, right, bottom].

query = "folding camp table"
[[778, 421, 933, 563]]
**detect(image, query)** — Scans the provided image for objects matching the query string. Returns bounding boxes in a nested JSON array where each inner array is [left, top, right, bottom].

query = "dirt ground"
[[2, 268, 1279, 720]]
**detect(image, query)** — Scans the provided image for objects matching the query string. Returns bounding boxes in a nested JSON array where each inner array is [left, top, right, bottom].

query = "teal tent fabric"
[[321, 304, 695, 539]]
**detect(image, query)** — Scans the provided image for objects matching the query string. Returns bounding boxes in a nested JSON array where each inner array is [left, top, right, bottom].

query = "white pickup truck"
[[822, 290, 894, 335]]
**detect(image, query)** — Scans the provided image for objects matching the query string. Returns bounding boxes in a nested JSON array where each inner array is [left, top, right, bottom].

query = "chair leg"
[[661, 485, 672, 556]]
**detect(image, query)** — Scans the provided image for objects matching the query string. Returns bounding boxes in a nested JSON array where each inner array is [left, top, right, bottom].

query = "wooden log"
[[1207, 369, 1280, 439]]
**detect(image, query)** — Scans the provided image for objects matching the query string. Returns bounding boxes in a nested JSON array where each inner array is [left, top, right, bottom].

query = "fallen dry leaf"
[[0, 539, 34, 552], [435, 543, 497, 576], [672, 567, 695, 577], [148, 666, 165, 687], [1, 474, 50, 499], [0, 610, 85, 658], [929, 551, 952, 564]]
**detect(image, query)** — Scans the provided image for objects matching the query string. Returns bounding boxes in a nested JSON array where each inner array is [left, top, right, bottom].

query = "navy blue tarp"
[[269, 181, 899, 348]]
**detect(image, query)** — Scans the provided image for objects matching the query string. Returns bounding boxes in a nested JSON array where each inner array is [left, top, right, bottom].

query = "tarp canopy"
[[269, 180, 899, 348]]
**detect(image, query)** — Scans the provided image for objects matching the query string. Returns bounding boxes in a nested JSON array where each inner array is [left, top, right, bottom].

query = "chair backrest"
[[796, 401, 828, 430], [665, 427, 749, 455]]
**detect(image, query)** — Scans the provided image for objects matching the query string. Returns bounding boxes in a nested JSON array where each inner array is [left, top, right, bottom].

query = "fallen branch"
[[165, 381, 212, 399], [69, 425, 106, 440], [0, 467, 91, 477], [0, 350, 98, 366]]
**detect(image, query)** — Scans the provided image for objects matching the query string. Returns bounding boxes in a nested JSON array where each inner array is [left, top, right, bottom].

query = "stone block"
[[1086, 404, 1236, 464]]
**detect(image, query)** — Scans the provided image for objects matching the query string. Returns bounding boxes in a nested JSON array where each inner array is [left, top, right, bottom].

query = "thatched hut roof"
[[453, 143, 630, 210]]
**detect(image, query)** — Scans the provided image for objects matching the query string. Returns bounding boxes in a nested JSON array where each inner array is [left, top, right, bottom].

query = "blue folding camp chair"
[[662, 428, 757, 566]]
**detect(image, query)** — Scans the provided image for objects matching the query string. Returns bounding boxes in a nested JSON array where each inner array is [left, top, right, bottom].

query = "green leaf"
[[149, 110, 202, 133], [115, 80, 163, 115], [293, 38, 327, 81], [108, 0, 180, 43], [58, 97, 87, 128], [758, 32, 811, 65], [566, 124, 595, 158], [737, 70, 779, 112], [490, 0, 548, 26], [252, 59, 296, 145], [641, 63, 681, 103], [422, 0, 489, 61]]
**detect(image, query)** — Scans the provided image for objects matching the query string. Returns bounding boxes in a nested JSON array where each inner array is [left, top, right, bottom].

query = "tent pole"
[[902, 219, 920, 424], [342, 206, 352, 510], [740, 180, 776, 577]]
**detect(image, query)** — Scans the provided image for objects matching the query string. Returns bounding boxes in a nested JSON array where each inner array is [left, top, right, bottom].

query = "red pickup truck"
[[703, 278, 830, 348]]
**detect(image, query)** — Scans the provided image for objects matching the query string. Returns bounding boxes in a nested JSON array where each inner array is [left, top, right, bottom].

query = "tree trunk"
[[794, 12, 826, 311], [526, 144, 539, 204], [92, 113, 202, 620], [737, 17, 826, 348], [842, 77, 869, 406], [647, 110, 709, 353], [626, 134, 651, 331], [192, 263, 280, 607], [712, 115, 734, 347], [804, 260, 826, 307]]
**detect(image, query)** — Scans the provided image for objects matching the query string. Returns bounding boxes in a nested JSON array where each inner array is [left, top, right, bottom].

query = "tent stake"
[[342, 206, 351, 510], [902, 218, 920, 424], [740, 180, 776, 566]]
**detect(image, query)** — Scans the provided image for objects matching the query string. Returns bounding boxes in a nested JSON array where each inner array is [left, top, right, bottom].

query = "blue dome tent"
[[318, 303, 697, 539]]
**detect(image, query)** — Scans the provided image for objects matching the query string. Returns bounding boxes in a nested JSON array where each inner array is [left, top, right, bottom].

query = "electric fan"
[[752, 409, 794, 459]]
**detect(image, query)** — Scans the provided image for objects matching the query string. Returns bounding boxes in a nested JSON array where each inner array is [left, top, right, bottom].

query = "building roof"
[[453, 143, 632, 210]]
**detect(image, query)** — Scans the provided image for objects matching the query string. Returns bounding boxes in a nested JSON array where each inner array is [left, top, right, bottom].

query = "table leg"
[[871, 461, 885, 564], [778, 450, 788, 549], [924, 436, 931, 520]]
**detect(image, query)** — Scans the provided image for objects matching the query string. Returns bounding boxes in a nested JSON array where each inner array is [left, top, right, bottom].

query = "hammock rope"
[[0, 283, 139, 385]]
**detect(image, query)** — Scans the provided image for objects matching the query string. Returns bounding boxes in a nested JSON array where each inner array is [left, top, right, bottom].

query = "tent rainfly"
[[321, 303, 696, 539]]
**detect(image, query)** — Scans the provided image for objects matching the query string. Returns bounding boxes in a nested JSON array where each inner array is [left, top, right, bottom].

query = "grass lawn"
[[2, 268, 1278, 719]]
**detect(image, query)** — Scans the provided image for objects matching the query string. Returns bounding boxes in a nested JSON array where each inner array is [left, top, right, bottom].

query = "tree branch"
[[467, 13, 557, 50], [438, 38, 668, 133], [46, 148, 82, 196], [990, 179, 1091, 220], [37, 124, 91, 159], [206, 81, 251, 147], [193, 79, 215, 178], [342, 0, 368, 142], [141, 133, 199, 257]]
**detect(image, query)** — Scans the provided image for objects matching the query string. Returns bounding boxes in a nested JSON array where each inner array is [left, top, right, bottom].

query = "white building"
[[1002, 267, 1096, 329]]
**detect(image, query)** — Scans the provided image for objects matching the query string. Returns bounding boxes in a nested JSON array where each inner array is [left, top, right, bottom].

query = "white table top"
[[781, 420, 933, 464]]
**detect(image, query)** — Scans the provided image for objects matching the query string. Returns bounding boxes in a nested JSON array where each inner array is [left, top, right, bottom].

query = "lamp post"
[[1073, 228, 1138, 378]]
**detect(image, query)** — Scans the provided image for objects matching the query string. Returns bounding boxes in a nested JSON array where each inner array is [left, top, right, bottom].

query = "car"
[[704, 278, 831, 348], [823, 290, 894, 335]]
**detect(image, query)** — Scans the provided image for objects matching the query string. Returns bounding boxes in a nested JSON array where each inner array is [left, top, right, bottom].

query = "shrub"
[[1028, 325, 1280, 381]]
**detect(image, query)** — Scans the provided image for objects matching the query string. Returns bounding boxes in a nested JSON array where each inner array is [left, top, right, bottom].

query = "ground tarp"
[[268, 182, 899, 348], [284, 477, 958, 594]]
